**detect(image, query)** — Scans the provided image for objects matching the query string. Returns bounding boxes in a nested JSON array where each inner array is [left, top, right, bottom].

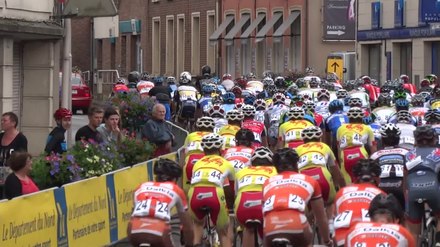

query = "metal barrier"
[[94, 70, 120, 100]]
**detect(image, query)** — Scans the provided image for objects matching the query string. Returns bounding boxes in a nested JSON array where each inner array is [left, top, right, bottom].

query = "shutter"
[[12, 43, 22, 125]]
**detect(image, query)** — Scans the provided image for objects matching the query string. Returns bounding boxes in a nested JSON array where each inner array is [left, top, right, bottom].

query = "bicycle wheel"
[[427, 219, 437, 247]]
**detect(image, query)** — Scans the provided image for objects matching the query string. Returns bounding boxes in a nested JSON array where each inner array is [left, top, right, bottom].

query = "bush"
[[118, 137, 155, 167]]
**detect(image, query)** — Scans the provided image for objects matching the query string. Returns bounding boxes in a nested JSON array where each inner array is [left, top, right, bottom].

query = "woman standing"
[[4, 152, 39, 199]]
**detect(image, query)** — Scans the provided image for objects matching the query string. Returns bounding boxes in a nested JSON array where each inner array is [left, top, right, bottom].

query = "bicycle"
[[272, 238, 292, 247], [200, 206, 219, 247], [417, 198, 437, 247], [245, 219, 262, 247]]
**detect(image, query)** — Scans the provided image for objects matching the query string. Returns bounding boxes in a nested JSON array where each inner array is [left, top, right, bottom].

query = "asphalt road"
[[68, 112, 88, 145]]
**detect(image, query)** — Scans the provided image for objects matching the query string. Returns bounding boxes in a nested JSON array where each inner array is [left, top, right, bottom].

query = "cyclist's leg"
[[128, 217, 173, 246], [406, 172, 428, 242], [263, 210, 312, 246], [339, 146, 368, 184], [235, 192, 264, 247]]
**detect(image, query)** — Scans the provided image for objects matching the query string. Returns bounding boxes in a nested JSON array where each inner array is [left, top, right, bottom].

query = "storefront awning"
[[224, 14, 251, 46], [209, 15, 234, 42], [255, 12, 282, 42], [240, 14, 265, 41], [273, 12, 300, 42]]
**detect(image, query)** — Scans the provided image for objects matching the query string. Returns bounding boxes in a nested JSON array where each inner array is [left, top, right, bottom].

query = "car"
[[59, 72, 93, 114]]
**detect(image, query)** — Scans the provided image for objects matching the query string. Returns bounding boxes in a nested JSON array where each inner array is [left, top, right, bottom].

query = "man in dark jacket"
[[141, 104, 174, 157]]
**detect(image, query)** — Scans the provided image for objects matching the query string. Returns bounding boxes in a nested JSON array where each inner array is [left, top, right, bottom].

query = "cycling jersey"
[[242, 119, 265, 146], [315, 101, 330, 120], [246, 81, 264, 94], [223, 146, 254, 172], [190, 154, 235, 187], [176, 85, 198, 102], [222, 103, 235, 114], [278, 120, 315, 148], [409, 107, 428, 126], [334, 183, 385, 246], [326, 111, 349, 139], [212, 117, 228, 134], [198, 96, 213, 114], [137, 81, 155, 95], [388, 113, 417, 126], [402, 83, 417, 95], [395, 123, 415, 148], [218, 124, 241, 149], [345, 222, 415, 247], [254, 110, 265, 123], [371, 106, 395, 125], [183, 131, 210, 155], [430, 98, 440, 110]]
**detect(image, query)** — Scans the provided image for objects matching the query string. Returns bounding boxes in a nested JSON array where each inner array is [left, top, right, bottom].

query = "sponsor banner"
[[323, 0, 356, 40], [64, 177, 110, 246], [0, 188, 57, 247], [113, 164, 148, 239]]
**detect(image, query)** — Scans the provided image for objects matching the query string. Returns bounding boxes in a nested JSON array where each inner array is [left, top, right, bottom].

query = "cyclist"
[[262, 148, 332, 247], [388, 98, 417, 125], [223, 128, 255, 173], [188, 134, 235, 247], [218, 109, 244, 149], [234, 147, 277, 247], [303, 100, 324, 129], [337, 107, 377, 184], [296, 126, 345, 230], [410, 94, 428, 125], [265, 93, 289, 148], [174, 71, 199, 123], [370, 124, 408, 209], [222, 92, 236, 113], [136, 77, 155, 97], [181, 117, 215, 193], [278, 107, 314, 149], [241, 105, 268, 148], [112, 78, 129, 97], [431, 86, 440, 110], [395, 111, 416, 149], [360, 75, 379, 104], [345, 194, 415, 247], [371, 93, 395, 125], [405, 125, 440, 244], [316, 89, 331, 120], [253, 98, 267, 123], [166, 76, 178, 99], [198, 84, 215, 115], [208, 104, 228, 134], [400, 74, 417, 95], [326, 100, 349, 156], [333, 159, 385, 247], [128, 158, 193, 247], [45, 108, 72, 155]]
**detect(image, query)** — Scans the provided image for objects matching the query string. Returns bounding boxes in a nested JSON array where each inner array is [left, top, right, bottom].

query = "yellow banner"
[[0, 188, 57, 247], [64, 176, 110, 246], [113, 164, 148, 239]]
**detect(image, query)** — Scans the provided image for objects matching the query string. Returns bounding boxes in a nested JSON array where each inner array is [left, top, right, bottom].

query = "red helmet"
[[421, 79, 430, 88], [400, 74, 409, 83], [236, 77, 248, 89], [54, 108, 72, 120]]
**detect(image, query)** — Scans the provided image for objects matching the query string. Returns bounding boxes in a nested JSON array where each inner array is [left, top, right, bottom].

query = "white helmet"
[[180, 71, 192, 84], [201, 134, 224, 150], [251, 147, 273, 162], [226, 109, 244, 122], [379, 123, 401, 137], [301, 126, 323, 140], [196, 117, 215, 129], [241, 105, 256, 117], [347, 107, 364, 119], [285, 107, 305, 121]]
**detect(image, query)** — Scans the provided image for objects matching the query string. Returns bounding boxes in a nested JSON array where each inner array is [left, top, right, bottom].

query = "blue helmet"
[[394, 98, 409, 110], [244, 95, 256, 105], [328, 99, 344, 113], [363, 115, 374, 125], [154, 76, 164, 85], [202, 84, 214, 94], [222, 92, 236, 104]]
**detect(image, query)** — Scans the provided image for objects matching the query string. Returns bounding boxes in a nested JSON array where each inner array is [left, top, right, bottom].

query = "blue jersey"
[[222, 104, 235, 114], [325, 111, 348, 136], [199, 96, 213, 114]]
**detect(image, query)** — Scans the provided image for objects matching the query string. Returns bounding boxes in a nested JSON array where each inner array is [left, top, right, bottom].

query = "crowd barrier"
[[0, 121, 188, 247]]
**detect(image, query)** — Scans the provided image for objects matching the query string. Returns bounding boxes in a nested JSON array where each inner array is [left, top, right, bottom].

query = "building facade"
[[0, 0, 63, 155], [211, 0, 355, 78], [357, 0, 440, 85]]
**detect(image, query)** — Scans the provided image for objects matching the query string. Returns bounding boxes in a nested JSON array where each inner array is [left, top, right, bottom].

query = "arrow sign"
[[331, 62, 340, 72], [327, 30, 345, 36]]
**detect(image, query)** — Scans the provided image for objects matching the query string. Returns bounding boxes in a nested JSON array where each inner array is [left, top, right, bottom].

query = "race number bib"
[[263, 195, 275, 213], [298, 155, 309, 169], [231, 160, 246, 172], [288, 194, 305, 212], [361, 208, 371, 222], [285, 130, 299, 142], [399, 136, 415, 144], [133, 200, 170, 220], [311, 153, 326, 166], [186, 142, 203, 153], [191, 169, 223, 186], [380, 165, 404, 178], [334, 210, 353, 229], [223, 136, 236, 148], [253, 132, 262, 143]]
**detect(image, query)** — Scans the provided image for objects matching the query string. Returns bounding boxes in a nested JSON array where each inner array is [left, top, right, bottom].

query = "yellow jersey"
[[336, 123, 374, 149], [235, 166, 277, 194], [218, 124, 241, 149], [296, 142, 337, 170], [183, 131, 210, 155], [278, 120, 314, 147], [190, 154, 235, 188]]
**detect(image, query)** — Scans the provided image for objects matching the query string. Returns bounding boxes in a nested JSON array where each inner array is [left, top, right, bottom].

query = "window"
[[433, 42, 440, 76], [152, 17, 161, 75], [207, 11, 216, 74], [273, 11, 283, 74], [177, 15, 185, 75], [241, 13, 251, 75], [256, 12, 266, 76], [400, 42, 412, 79], [225, 14, 235, 76], [290, 10, 301, 72], [368, 44, 381, 81], [121, 35, 127, 76], [191, 13, 200, 75], [166, 16, 175, 75]]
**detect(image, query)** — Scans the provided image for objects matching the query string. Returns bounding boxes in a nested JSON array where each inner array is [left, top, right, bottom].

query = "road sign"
[[323, 0, 356, 40], [327, 58, 344, 82]]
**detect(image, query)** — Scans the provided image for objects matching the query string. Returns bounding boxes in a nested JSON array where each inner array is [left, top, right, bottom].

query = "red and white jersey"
[[133, 181, 187, 221], [223, 146, 254, 172], [137, 80, 155, 95], [346, 222, 416, 247], [242, 119, 265, 144]]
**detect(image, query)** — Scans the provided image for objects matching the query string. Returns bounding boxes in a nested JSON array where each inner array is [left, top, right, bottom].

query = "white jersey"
[[396, 123, 416, 145], [213, 117, 228, 134]]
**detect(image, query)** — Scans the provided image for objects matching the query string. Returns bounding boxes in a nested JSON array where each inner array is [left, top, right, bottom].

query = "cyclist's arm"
[[178, 210, 194, 246], [367, 129, 377, 154], [310, 197, 331, 244]]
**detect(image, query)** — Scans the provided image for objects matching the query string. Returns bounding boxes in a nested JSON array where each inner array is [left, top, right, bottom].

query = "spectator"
[[148, 77, 172, 121], [96, 107, 124, 144], [0, 112, 27, 187], [142, 104, 174, 157], [75, 105, 104, 143], [4, 151, 39, 199], [45, 108, 72, 155]]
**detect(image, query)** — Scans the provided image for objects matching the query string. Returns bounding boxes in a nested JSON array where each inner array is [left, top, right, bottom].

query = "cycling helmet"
[[305, 67, 314, 75], [272, 93, 286, 105], [347, 107, 364, 119], [154, 158, 182, 181], [179, 71, 192, 84], [369, 194, 404, 223], [201, 134, 224, 150], [262, 77, 274, 87], [116, 78, 126, 85], [432, 86, 440, 98], [166, 76, 176, 84], [352, 159, 382, 183], [222, 73, 232, 81], [252, 147, 273, 163], [262, 70, 274, 79], [212, 95, 223, 105], [286, 107, 305, 121], [414, 125, 437, 144], [235, 128, 255, 146], [328, 100, 344, 113], [348, 98, 363, 107], [421, 79, 431, 88], [377, 94, 392, 107], [380, 85, 391, 94], [393, 90, 407, 100], [394, 99, 409, 110], [154, 77, 164, 85], [274, 76, 286, 88], [208, 104, 225, 118], [54, 108, 73, 120], [336, 89, 348, 99], [236, 77, 248, 89], [400, 74, 409, 84], [301, 126, 323, 141], [363, 116, 374, 125], [202, 84, 215, 95], [231, 86, 243, 98], [286, 84, 299, 96], [246, 72, 257, 81], [309, 77, 319, 88], [396, 110, 413, 123], [226, 109, 244, 122], [317, 89, 330, 100], [273, 148, 300, 172], [379, 123, 401, 137], [244, 95, 256, 106], [361, 75, 372, 84], [411, 94, 425, 107], [295, 78, 306, 88], [201, 65, 211, 76], [303, 101, 315, 113], [234, 102, 244, 111], [426, 74, 438, 83], [300, 93, 313, 102], [253, 99, 267, 111], [196, 116, 215, 130], [223, 92, 236, 104], [266, 84, 278, 97], [242, 104, 256, 117], [128, 71, 141, 83], [424, 109, 440, 124], [141, 72, 150, 81]]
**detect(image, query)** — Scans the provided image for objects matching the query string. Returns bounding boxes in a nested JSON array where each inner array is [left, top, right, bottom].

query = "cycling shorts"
[[264, 210, 309, 237], [287, 140, 304, 149], [406, 170, 440, 223], [300, 167, 335, 204], [188, 186, 229, 229], [234, 191, 263, 226], [378, 177, 405, 210], [128, 216, 171, 247], [183, 153, 205, 193], [339, 146, 369, 184]]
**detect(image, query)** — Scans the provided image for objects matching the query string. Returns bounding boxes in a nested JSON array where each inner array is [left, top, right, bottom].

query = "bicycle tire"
[[427, 219, 437, 247]]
